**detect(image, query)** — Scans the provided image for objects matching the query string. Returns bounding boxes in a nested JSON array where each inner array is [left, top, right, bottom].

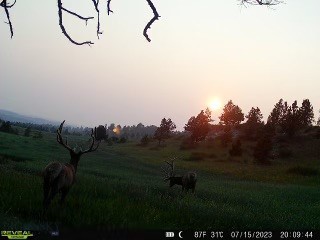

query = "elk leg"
[[59, 187, 70, 205], [192, 183, 196, 194], [46, 180, 59, 207], [43, 178, 50, 207]]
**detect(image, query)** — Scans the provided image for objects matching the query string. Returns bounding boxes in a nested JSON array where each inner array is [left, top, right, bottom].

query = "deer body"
[[43, 121, 100, 209]]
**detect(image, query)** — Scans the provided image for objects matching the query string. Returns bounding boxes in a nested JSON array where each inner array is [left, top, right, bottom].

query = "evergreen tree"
[[219, 100, 244, 126], [244, 107, 264, 140], [299, 99, 314, 127], [184, 108, 213, 143], [24, 127, 31, 137], [154, 118, 176, 145]]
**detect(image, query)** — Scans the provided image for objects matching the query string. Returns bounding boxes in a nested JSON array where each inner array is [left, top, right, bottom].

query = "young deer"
[[162, 159, 197, 193], [43, 120, 100, 209]]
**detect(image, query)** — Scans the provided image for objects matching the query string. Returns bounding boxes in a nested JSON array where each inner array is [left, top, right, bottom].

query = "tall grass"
[[1, 131, 320, 231]]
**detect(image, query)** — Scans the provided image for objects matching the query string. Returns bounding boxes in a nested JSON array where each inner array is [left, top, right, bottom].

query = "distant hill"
[[0, 109, 60, 125]]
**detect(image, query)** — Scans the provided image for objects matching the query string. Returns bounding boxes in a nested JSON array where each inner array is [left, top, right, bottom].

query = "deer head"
[[56, 120, 100, 171]]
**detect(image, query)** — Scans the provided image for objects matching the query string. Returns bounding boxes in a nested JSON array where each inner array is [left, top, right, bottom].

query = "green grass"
[[1, 131, 320, 231]]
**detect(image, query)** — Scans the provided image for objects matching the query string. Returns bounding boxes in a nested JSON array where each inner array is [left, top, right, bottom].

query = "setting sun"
[[209, 99, 222, 111]]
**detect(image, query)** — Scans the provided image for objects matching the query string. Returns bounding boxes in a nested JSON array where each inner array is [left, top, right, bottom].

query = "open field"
[[1, 130, 320, 232]]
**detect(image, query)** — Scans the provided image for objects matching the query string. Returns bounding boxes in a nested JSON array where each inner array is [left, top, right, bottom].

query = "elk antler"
[[162, 158, 176, 181], [56, 120, 74, 153], [57, 120, 100, 154], [79, 127, 101, 155]]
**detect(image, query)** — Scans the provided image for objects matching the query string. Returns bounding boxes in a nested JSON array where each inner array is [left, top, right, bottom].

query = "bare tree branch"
[[92, 0, 102, 39], [1, 0, 16, 38], [143, 0, 160, 42], [1, 0, 285, 45], [58, 0, 94, 46], [107, 0, 113, 15], [61, 6, 94, 23], [240, 0, 283, 6]]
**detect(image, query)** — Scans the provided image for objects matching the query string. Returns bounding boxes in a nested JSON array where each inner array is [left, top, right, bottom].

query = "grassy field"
[[1, 129, 320, 233]]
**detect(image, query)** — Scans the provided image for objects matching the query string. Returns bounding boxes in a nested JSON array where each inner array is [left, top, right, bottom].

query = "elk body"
[[162, 160, 197, 193], [43, 120, 100, 209]]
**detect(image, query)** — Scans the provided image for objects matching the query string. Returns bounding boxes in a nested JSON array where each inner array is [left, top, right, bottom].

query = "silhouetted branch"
[[1, 0, 285, 45], [240, 0, 282, 6], [107, 0, 113, 15], [1, 0, 16, 38], [61, 6, 94, 23], [58, 0, 94, 46], [143, 0, 160, 42], [92, 0, 102, 38]]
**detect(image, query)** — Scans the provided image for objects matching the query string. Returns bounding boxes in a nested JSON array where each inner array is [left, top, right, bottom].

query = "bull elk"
[[43, 120, 100, 209], [162, 159, 197, 193]]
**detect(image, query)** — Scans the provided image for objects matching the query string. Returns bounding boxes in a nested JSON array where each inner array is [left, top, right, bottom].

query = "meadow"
[[1, 128, 320, 233]]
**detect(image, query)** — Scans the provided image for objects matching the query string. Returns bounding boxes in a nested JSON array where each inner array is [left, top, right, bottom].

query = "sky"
[[1, 0, 320, 130]]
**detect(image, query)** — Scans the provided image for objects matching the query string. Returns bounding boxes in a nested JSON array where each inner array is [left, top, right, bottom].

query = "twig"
[[143, 0, 160, 42], [58, 0, 94, 46], [107, 0, 113, 15], [1, 0, 16, 38]]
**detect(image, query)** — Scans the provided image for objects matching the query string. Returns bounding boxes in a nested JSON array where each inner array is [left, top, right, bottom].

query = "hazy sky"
[[1, 0, 320, 130]]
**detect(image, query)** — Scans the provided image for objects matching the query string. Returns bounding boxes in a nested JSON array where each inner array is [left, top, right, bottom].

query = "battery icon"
[[166, 232, 175, 238]]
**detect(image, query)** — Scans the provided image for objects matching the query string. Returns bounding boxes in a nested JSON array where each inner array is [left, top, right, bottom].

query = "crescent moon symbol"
[[179, 231, 183, 239]]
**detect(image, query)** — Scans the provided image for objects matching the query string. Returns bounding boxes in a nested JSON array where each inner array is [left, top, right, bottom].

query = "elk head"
[[43, 120, 101, 209], [162, 159, 197, 193]]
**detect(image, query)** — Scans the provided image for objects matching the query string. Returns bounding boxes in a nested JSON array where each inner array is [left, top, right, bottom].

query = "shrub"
[[287, 166, 319, 176], [0, 121, 18, 135], [219, 129, 232, 148], [278, 147, 293, 159], [119, 137, 127, 143], [106, 138, 113, 146], [229, 139, 242, 157], [180, 138, 198, 150], [24, 127, 31, 137], [33, 131, 43, 139], [253, 134, 273, 164], [140, 135, 150, 146], [186, 152, 207, 161]]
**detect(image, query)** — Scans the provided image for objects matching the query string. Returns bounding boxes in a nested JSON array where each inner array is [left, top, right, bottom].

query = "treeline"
[[105, 123, 157, 140], [0, 118, 159, 141], [178, 98, 320, 164]]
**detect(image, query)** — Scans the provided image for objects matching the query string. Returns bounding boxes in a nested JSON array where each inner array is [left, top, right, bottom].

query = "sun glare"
[[209, 99, 222, 111]]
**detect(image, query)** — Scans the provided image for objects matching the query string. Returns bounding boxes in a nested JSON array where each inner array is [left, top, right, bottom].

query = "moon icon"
[[179, 231, 183, 239]]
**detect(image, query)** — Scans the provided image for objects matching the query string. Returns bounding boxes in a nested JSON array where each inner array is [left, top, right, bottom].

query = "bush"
[[278, 147, 293, 159], [219, 129, 232, 148], [287, 166, 319, 176], [119, 137, 127, 143], [33, 131, 43, 139], [0, 121, 18, 135], [105, 138, 113, 146], [24, 127, 31, 137], [140, 135, 150, 146], [186, 152, 207, 161], [315, 129, 320, 139], [229, 139, 242, 157], [253, 134, 273, 164], [179, 138, 198, 150]]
